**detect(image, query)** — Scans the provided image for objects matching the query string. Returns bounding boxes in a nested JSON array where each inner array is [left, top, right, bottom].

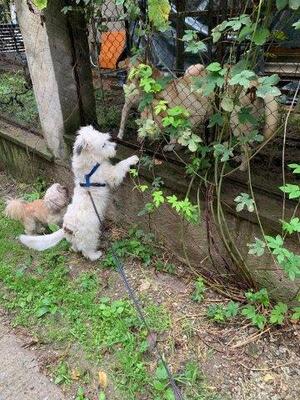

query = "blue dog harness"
[[79, 163, 106, 188]]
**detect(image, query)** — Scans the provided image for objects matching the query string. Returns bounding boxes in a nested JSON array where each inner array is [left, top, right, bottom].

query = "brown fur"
[[5, 184, 69, 234]]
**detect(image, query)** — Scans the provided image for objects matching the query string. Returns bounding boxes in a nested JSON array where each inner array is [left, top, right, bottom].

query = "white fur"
[[19, 126, 139, 261], [20, 228, 64, 250]]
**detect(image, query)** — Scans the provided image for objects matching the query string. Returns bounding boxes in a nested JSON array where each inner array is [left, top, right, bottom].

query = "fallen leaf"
[[154, 159, 163, 165], [263, 373, 275, 383], [71, 368, 80, 380], [98, 370, 108, 389], [139, 280, 151, 291]]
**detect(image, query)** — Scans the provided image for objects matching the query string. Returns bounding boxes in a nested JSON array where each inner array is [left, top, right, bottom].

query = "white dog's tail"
[[19, 228, 65, 251]]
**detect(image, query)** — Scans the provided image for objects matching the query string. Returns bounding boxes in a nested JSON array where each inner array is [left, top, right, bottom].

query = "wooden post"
[[15, 0, 96, 159]]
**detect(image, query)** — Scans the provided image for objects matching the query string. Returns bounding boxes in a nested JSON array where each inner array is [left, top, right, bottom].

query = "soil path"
[[0, 318, 65, 400]]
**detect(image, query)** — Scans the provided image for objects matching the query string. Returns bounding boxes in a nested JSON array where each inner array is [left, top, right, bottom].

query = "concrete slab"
[[0, 321, 65, 400]]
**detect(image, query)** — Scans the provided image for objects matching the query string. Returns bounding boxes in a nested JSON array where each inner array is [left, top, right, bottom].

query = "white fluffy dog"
[[20, 126, 139, 260]]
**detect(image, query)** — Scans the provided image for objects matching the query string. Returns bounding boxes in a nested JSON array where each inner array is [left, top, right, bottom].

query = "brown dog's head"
[[43, 183, 69, 213]]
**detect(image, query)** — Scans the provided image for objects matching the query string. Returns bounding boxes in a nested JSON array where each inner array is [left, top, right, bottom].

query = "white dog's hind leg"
[[82, 249, 102, 261]]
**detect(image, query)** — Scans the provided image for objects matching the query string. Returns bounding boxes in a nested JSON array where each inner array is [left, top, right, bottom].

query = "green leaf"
[[265, 234, 284, 249], [225, 301, 240, 318], [229, 70, 256, 88], [242, 305, 266, 330], [279, 183, 300, 199], [238, 24, 255, 41], [234, 193, 255, 212], [256, 85, 281, 99], [253, 27, 270, 45], [247, 238, 266, 256], [155, 363, 168, 380], [291, 306, 300, 320], [258, 74, 280, 86], [48, 224, 59, 232], [165, 388, 176, 400], [192, 277, 206, 302], [270, 302, 288, 325], [185, 40, 207, 54], [213, 143, 234, 162], [220, 96, 234, 112], [182, 30, 196, 41], [206, 62, 222, 72], [289, 0, 300, 10], [212, 30, 222, 43], [152, 190, 165, 207], [293, 19, 300, 29], [148, 0, 171, 32], [208, 113, 224, 128], [289, 163, 300, 173], [245, 288, 270, 307], [36, 306, 50, 318], [276, 0, 288, 10], [98, 393, 106, 400], [154, 100, 168, 115], [32, 0, 47, 10], [282, 217, 300, 234]]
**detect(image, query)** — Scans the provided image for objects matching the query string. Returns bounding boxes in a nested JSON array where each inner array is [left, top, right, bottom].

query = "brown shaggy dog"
[[5, 183, 69, 234]]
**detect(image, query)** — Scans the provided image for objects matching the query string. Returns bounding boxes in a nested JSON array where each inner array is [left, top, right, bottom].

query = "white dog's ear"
[[75, 137, 88, 155]]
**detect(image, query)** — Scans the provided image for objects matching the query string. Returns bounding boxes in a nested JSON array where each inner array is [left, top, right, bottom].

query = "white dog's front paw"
[[83, 250, 102, 261], [128, 155, 139, 166]]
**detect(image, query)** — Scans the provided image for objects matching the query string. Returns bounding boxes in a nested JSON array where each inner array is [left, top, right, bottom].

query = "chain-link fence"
[[91, 0, 300, 179], [0, 1, 37, 131]]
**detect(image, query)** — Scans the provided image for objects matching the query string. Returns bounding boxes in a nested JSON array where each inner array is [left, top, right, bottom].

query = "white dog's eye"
[[102, 144, 106, 148]]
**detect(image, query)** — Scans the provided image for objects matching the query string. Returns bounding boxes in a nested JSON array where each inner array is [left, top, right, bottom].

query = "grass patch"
[[0, 71, 40, 128], [0, 199, 220, 399]]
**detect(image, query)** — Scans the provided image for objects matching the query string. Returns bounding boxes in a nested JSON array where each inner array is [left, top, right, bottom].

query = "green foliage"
[[247, 238, 266, 257], [102, 228, 155, 268], [291, 306, 300, 320], [54, 362, 72, 385], [207, 301, 240, 323], [182, 30, 207, 54], [148, 0, 171, 32], [264, 235, 300, 280], [152, 190, 165, 207], [32, 0, 47, 10], [245, 288, 270, 307], [293, 19, 300, 29], [269, 302, 288, 325], [166, 195, 199, 223], [229, 70, 256, 89], [177, 129, 202, 152], [279, 183, 300, 199], [282, 217, 300, 234], [234, 193, 255, 212], [252, 27, 270, 46], [241, 305, 266, 330], [191, 277, 206, 302], [211, 14, 252, 43], [0, 72, 39, 128], [289, 163, 300, 174], [213, 143, 234, 162], [162, 106, 190, 129]]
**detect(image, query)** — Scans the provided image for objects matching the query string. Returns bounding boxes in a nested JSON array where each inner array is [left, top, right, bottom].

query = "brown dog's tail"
[[4, 199, 26, 222]]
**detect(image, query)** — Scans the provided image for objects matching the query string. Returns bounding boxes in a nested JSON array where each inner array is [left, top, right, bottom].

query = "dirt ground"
[[0, 170, 299, 400]]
